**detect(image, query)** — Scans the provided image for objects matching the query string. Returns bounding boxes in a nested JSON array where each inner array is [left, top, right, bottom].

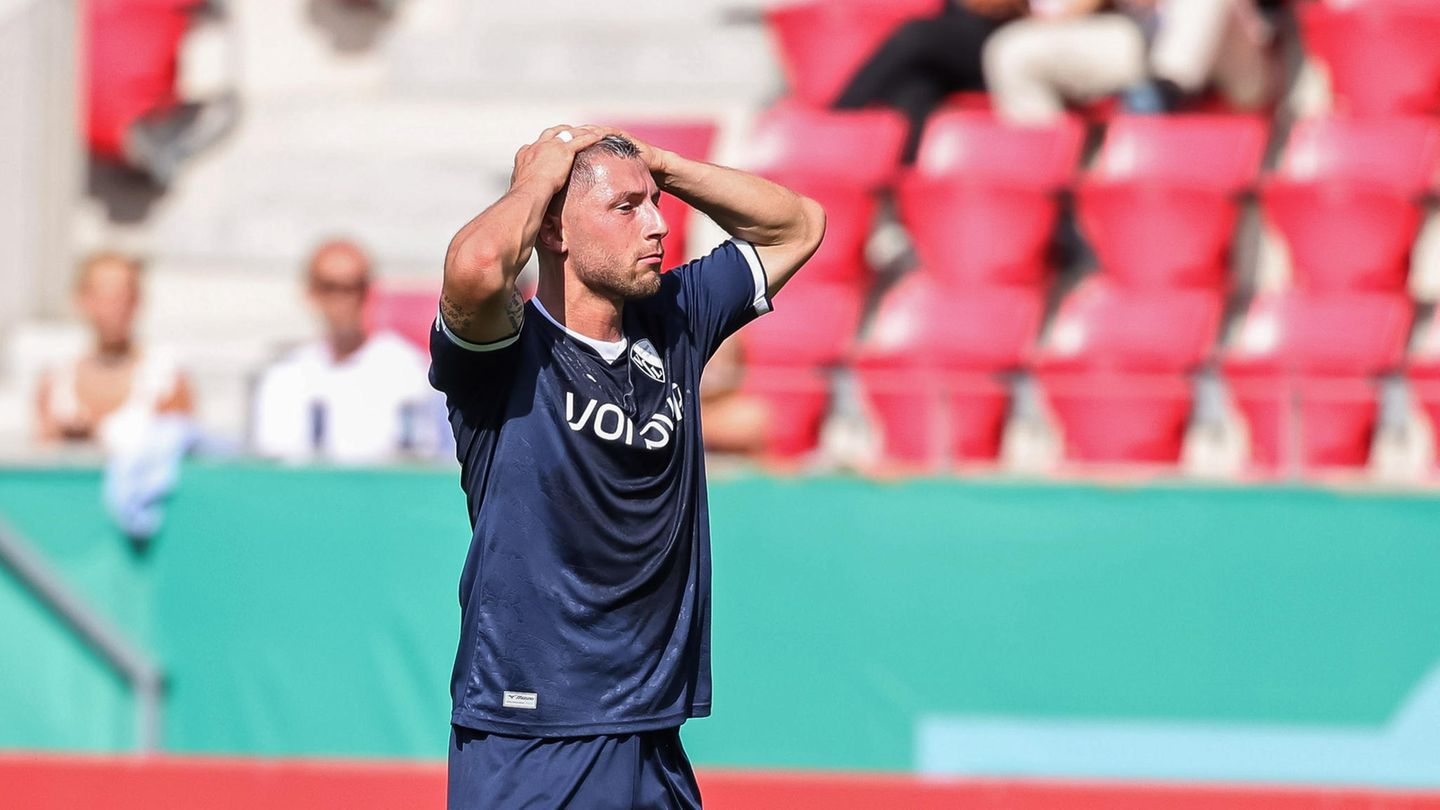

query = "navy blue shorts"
[[446, 725, 702, 809]]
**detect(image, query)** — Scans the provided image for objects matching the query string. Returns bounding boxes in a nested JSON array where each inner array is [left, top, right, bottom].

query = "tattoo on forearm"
[[440, 293, 474, 333], [505, 289, 524, 333], [439, 289, 524, 337]]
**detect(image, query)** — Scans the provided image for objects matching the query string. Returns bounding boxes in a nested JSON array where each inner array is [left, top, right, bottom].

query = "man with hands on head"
[[431, 123, 823, 809]]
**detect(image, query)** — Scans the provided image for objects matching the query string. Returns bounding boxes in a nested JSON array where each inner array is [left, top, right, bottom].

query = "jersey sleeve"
[[673, 238, 773, 360], [427, 304, 524, 407]]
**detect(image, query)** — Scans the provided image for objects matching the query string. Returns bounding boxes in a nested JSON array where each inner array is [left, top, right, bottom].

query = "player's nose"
[[642, 200, 669, 243]]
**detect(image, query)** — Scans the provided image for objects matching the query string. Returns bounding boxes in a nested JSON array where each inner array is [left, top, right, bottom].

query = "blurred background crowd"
[[5, 0, 1440, 486]]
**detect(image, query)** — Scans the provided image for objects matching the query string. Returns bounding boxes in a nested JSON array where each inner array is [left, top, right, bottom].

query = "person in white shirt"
[[251, 239, 441, 464], [35, 252, 195, 456]]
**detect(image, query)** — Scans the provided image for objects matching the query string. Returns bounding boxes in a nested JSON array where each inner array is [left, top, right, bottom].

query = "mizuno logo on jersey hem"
[[502, 691, 538, 710]]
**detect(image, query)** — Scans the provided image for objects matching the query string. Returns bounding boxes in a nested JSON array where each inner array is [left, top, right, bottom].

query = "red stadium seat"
[[1036, 281, 1222, 374], [1037, 372, 1198, 464], [749, 104, 909, 189], [1223, 291, 1413, 469], [742, 366, 833, 461], [748, 106, 909, 286], [1034, 280, 1223, 463], [1076, 115, 1268, 291], [854, 275, 1043, 467], [1223, 291, 1412, 377], [365, 281, 442, 353], [764, 0, 939, 107], [742, 281, 866, 459], [760, 179, 878, 288], [896, 111, 1084, 287], [608, 120, 717, 264], [1261, 116, 1440, 293], [85, 0, 197, 160], [1300, 2, 1440, 116], [744, 282, 864, 369]]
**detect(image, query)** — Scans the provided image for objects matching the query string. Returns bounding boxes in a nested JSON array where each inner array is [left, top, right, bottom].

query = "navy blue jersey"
[[429, 239, 771, 737]]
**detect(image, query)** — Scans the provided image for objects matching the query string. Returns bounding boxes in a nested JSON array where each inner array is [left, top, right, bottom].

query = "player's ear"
[[538, 212, 565, 254], [538, 193, 567, 254]]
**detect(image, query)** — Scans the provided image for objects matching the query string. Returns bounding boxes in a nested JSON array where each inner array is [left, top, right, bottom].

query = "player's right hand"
[[509, 125, 606, 196]]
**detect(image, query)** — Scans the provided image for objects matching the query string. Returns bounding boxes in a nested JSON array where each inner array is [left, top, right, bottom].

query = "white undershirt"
[[532, 297, 629, 363]]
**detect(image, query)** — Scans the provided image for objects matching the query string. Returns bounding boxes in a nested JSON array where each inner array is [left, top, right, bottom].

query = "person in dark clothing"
[[833, 0, 1026, 161]]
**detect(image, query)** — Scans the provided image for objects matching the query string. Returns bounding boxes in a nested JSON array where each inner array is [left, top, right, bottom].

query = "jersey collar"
[[531, 296, 629, 363]]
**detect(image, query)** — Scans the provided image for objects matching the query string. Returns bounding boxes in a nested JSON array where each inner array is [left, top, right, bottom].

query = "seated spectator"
[[34, 252, 195, 454], [251, 239, 441, 464], [834, 0, 1026, 162], [984, 0, 1273, 124], [700, 338, 769, 457]]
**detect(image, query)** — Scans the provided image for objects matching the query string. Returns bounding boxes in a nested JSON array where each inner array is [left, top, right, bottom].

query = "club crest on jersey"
[[630, 339, 665, 383]]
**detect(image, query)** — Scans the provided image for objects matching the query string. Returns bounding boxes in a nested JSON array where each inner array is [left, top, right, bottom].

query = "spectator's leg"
[[834, 12, 996, 110], [885, 75, 949, 163], [1152, 0, 1272, 108], [1150, 0, 1230, 94], [985, 15, 1147, 125]]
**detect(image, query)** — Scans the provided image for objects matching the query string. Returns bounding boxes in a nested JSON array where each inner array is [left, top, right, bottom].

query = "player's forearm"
[[444, 182, 552, 300], [655, 154, 814, 249]]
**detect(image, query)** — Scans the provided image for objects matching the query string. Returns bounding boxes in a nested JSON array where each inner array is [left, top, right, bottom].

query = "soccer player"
[[429, 125, 824, 808]]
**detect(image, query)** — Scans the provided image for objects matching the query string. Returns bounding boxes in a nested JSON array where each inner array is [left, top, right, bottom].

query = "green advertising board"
[[1, 465, 1437, 786]]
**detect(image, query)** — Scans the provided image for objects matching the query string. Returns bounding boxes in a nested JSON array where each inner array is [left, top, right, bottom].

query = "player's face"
[[562, 156, 669, 301]]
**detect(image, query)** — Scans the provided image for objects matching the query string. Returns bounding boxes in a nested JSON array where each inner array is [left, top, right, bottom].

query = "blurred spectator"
[[85, 0, 238, 185], [34, 252, 195, 455], [834, 0, 1026, 161], [984, 0, 1274, 124], [700, 338, 769, 457], [251, 239, 441, 464]]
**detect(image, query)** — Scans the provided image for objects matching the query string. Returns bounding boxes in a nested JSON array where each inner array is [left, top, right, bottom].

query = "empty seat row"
[[913, 111, 1440, 293], [744, 105, 1440, 297], [741, 272, 1440, 472]]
